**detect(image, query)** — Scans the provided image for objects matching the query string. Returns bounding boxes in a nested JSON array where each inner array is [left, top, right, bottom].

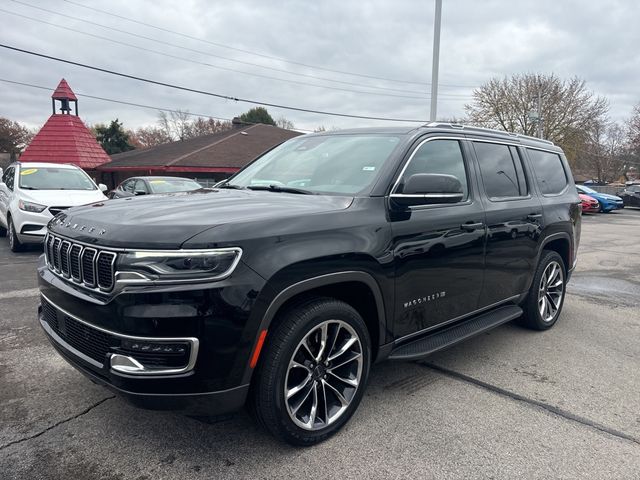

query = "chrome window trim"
[[390, 135, 563, 202], [40, 293, 200, 376]]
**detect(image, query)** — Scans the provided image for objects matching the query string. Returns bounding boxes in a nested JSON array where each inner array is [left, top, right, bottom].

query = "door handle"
[[460, 222, 484, 231], [527, 213, 542, 221]]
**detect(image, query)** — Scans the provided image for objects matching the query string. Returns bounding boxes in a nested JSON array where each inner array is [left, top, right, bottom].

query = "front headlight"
[[19, 200, 47, 213], [118, 248, 242, 282]]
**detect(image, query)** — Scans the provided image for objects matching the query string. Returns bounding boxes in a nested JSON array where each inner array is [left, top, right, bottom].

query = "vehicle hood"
[[597, 193, 622, 201], [48, 189, 354, 249], [578, 194, 597, 202], [19, 189, 107, 206]]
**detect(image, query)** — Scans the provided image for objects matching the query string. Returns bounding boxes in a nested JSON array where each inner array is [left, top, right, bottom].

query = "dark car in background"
[[619, 184, 640, 208], [108, 176, 203, 199]]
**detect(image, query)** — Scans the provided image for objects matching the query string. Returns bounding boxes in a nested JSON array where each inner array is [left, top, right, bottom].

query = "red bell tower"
[[51, 78, 79, 116], [20, 79, 111, 169]]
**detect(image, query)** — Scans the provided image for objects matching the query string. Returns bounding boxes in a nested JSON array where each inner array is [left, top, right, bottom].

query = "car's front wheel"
[[251, 298, 371, 446], [520, 250, 566, 330], [7, 216, 24, 252]]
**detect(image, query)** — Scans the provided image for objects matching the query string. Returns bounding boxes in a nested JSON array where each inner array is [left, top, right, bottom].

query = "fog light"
[[121, 339, 188, 354]]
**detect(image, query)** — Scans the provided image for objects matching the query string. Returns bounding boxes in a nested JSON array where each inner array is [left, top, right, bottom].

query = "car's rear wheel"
[[520, 250, 566, 330], [8, 216, 24, 252], [250, 298, 371, 446]]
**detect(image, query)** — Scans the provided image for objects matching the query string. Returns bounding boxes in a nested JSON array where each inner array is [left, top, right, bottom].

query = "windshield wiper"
[[247, 184, 315, 195], [217, 183, 245, 190], [20, 186, 39, 190]]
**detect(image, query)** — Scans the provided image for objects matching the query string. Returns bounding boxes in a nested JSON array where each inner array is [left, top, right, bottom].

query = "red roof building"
[[98, 120, 302, 187], [20, 79, 111, 169]]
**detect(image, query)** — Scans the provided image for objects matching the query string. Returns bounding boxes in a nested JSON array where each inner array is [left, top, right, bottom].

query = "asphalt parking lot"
[[1, 210, 640, 479]]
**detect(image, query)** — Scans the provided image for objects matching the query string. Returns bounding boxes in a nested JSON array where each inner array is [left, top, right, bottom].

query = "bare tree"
[[465, 74, 609, 165], [158, 110, 193, 141], [582, 121, 627, 183], [275, 116, 295, 130], [627, 103, 640, 159], [132, 126, 173, 148], [190, 117, 232, 137]]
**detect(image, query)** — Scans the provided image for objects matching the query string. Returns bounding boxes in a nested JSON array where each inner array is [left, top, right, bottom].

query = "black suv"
[[38, 123, 581, 445]]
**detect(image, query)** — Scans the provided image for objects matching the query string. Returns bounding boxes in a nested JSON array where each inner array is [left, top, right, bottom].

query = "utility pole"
[[430, 0, 442, 122]]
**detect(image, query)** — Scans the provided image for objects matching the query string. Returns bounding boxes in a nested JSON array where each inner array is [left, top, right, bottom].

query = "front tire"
[[520, 250, 566, 330], [251, 298, 371, 446], [8, 217, 24, 252]]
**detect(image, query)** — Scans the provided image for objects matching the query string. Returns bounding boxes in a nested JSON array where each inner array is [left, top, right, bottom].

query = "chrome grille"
[[82, 248, 97, 287], [44, 233, 117, 292]]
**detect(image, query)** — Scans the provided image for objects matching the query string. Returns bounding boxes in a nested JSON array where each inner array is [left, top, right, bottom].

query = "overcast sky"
[[1, 0, 639, 133]]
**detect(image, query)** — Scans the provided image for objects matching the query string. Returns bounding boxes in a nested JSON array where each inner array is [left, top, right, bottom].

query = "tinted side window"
[[400, 139, 468, 199], [527, 149, 568, 195], [474, 142, 527, 199]]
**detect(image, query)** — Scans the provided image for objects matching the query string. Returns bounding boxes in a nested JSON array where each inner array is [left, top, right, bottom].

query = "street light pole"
[[430, 0, 442, 122], [536, 81, 543, 138]]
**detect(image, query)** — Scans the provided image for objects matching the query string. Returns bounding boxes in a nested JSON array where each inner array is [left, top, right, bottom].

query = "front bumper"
[[13, 209, 51, 243], [37, 255, 267, 414]]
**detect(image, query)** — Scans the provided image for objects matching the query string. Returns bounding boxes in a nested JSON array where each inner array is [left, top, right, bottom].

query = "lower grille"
[[40, 296, 193, 372], [41, 296, 112, 364]]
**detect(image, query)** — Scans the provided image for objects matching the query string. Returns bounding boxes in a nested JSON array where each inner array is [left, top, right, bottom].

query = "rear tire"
[[8, 217, 24, 252], [250, 297, 371, 446], [520, 250, 566, 330]]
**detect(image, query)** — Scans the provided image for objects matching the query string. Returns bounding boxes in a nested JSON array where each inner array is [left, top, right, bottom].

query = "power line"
[[0, 77, 316, 132], [1, 7, 471, 101], [0, 44, 431, 123], [10, 0, 473, 97], [61, 0, 475, 89]]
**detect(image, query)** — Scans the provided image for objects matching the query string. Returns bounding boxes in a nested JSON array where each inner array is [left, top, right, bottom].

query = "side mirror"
[[391, 173, 464, 207], [98, 183, 108, 192], [134, 190, 147, 196]]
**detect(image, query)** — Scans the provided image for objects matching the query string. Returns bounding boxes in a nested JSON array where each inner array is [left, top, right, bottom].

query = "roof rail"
[[423, 122, 555, 146]]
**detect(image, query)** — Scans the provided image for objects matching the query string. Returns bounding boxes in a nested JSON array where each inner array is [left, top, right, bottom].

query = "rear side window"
[[400, 139, 469, 199], [527, 149, 568, 195], [474, 142, 528, 199]]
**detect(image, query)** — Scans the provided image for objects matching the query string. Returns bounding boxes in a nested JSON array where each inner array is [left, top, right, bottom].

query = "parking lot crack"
[[0, 395, 115, 451], [420, 362, 640, 447]]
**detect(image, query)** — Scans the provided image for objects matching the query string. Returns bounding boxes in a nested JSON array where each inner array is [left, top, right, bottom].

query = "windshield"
[[149, 178, 202, 193], [18, 167, 96, 191], [227, 134, 401, 195], [579, 185, 597, 194]]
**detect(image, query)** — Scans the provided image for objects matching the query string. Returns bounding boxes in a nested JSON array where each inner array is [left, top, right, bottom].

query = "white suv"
[[0, 162, 108, 252]]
